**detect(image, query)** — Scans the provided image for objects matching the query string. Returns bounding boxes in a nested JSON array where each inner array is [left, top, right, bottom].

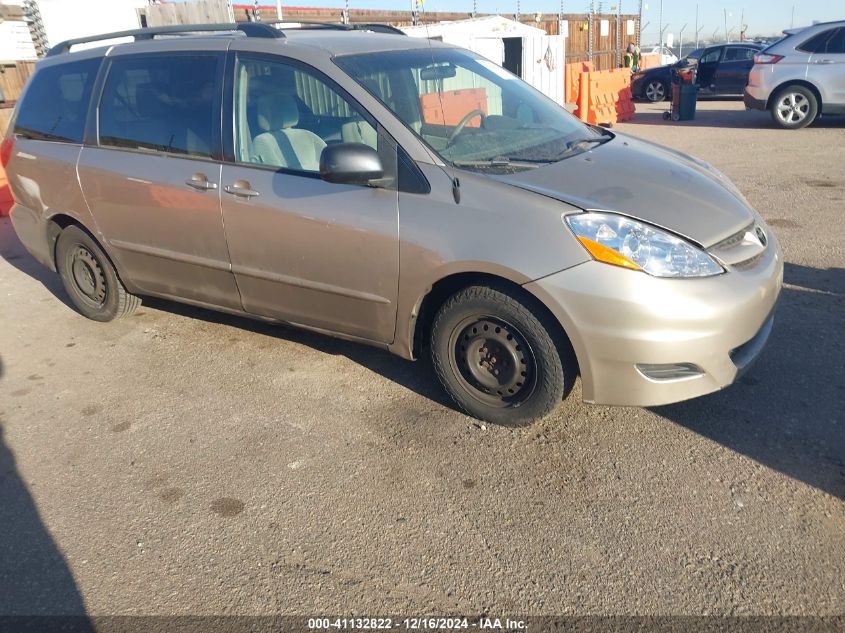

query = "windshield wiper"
[[453, 157, 541, 169], [553, 136, 611, 161]]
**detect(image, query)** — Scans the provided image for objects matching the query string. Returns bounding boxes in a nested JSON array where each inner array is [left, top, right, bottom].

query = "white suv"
[[744, 20, 845, 129]]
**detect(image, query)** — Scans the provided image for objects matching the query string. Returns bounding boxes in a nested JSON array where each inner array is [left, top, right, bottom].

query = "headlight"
[[565, 212, 723, 278]]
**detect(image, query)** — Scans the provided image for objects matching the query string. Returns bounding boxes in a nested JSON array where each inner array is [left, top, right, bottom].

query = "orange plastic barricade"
[[0, 163, 12, 217], [564, 61, 593, 104], [638, 53, 662, 70], [419, 88, 487, 127], [574, 68, 635, 126]]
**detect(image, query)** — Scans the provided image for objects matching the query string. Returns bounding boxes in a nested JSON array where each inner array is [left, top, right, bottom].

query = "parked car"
[[2, 22, 782, 425], [633, 43, 763, 102], [641, 45, 679, 66], [745, 20, 845, 129]]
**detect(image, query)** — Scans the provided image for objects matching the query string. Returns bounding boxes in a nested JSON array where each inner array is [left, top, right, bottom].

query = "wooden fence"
[[144, 0, 232, 27], [0, 60, 36, 134]]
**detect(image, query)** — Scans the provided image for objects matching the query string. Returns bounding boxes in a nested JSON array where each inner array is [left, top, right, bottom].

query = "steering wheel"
[[446, 109, 486, 147]]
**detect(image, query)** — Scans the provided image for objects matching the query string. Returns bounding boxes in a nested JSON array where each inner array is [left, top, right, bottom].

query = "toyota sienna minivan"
[[2, 22, 782, 425]]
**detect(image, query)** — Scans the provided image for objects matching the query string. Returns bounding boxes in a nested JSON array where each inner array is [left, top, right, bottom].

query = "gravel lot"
[[1, 100, 843, 619]]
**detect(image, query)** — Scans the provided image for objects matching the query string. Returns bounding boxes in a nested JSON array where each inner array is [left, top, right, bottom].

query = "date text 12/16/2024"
[[307, 617, 527, 631]]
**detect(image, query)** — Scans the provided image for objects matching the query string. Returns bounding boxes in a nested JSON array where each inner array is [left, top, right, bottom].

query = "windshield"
[[685, 47, 705, 60], [334, 48, 605, 170]]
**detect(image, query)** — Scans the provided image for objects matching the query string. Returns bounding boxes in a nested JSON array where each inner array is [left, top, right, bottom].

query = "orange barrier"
[[564, 61, 593, 104], [574, 68, 635, 126], [0, 163, 12, 217], [638, 53, 662, 70], [420, 88, 488, 127]]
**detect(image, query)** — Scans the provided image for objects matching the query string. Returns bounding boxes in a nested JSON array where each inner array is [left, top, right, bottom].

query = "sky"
[[259, 1, 842, 40]]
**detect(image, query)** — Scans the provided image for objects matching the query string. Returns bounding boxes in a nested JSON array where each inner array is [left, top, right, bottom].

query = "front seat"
[[252, 94, 326, 171]]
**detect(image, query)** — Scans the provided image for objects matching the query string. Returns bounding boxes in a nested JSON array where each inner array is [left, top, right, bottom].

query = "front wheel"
[[430, 284, 569, 426], [770, 85, 818, 129], [644, 79, 667, 102], [56, 225, 140, 321]]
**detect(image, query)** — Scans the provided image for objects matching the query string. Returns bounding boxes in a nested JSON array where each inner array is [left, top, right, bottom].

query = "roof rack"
[[248, 20, 406, 36], [46, 22, 284, 57], [46, 19, 406, 57]]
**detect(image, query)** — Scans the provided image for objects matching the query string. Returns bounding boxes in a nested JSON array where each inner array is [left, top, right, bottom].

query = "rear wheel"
[[56, 225, 140, 321], [430, 284, 569, 426], [770, 85, 818, 129], [644, 79, 667, 102]]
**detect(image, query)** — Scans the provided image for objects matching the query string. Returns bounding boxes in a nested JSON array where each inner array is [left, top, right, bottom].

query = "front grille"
[[712, 224, 753, 251], [731, 252, 764, 271], [709, 222, 767, 270]]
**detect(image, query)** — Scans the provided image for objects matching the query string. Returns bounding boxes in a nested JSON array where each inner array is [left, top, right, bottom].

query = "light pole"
[[658, 0, 663, 49], [695, 4, 700, 48], [679, 23, 687, 58], [637, 0, 643, 46]]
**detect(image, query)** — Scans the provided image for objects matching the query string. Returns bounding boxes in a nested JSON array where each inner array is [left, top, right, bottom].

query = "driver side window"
[[233, 56, 378, 174]]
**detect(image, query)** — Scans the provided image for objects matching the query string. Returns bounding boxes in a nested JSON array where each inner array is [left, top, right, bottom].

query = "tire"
[[770, 85, 818, 129], [644, 79, 667, 102], [56, 225, 140, 321], [430, 284, 570, 426]]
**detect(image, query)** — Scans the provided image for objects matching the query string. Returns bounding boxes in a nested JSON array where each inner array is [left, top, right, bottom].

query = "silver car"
[[3, 22, 782, 425], [745, 20, 845, 129]]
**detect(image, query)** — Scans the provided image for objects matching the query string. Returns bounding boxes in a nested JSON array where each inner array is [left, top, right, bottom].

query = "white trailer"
[[403, 15, 566, 106]]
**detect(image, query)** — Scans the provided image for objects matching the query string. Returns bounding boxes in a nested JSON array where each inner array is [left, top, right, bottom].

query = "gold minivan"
[[3, 23, 782, 424]]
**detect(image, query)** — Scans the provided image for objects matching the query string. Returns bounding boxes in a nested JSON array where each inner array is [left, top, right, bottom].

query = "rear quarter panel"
[[7, 140, 98, 270]]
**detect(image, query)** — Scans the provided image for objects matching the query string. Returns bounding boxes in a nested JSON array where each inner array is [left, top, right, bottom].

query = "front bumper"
[[525, 236, 783, 407]]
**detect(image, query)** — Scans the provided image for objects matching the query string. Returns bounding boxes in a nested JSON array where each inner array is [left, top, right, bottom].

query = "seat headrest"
[[256, 94, 299, 131]]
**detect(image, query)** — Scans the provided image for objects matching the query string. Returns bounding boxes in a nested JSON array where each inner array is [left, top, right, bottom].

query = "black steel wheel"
[[431, 284, 571, 426], [56, 225, 140, 321], [68, 244, 107, 310], [450, 316, 538, 408]]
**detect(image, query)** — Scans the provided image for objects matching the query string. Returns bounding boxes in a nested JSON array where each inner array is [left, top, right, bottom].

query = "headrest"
[[256, 94, 299, 131]]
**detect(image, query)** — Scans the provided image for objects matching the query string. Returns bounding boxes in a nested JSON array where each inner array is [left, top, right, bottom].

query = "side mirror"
[[319, 143, 384, 185]]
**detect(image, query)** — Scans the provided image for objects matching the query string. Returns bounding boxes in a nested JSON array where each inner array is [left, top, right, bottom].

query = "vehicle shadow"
[[2, 217, 842, 498], [0, 357, 94, 630], [652, 262, 845, 500], [627, 104, 845, 129]]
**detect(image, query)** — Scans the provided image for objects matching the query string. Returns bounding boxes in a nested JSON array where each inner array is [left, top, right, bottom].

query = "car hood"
[[491, 132, 754, 247]]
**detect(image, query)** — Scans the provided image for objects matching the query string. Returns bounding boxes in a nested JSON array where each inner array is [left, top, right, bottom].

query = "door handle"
[[224, 180, 260, 199], [814, 59, 835, 64], [185, 173, 218, 191]]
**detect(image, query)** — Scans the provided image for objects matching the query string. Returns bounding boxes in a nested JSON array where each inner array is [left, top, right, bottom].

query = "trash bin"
[[663, 60, 698, 121]]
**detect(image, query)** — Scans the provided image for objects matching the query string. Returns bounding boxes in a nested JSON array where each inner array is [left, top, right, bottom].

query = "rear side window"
[[723, 47, 757, 61], [98, 55, 219, 158], [14, 58, 100, 143], [699, 48, 722, 64], [798, 28, 845, 54]]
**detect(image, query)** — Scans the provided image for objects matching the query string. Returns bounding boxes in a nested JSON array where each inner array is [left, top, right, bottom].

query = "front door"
[[711, 46, 757, 94], [78, 50, 241, 309], [219, 53, 400, 343], [695, 46, 723, 93]]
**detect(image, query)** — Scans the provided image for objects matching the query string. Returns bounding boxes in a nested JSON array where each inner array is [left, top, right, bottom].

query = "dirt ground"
[[0, 99, 843, 620]]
